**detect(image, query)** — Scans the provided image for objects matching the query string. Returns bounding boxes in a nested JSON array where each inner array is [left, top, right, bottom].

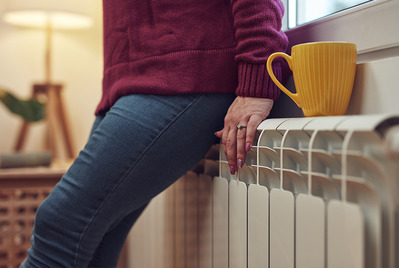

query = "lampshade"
[[2, 0, 94, 29]]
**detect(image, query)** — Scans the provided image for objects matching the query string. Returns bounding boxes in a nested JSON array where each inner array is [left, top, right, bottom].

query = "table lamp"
[[2, 0, 94, 159]]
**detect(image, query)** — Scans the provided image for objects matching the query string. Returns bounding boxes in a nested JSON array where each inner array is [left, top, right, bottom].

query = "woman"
[[21, 0, 288, 266]]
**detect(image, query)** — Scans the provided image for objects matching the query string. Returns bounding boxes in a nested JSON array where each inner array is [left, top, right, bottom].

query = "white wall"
[[0, 2, 103, 156]]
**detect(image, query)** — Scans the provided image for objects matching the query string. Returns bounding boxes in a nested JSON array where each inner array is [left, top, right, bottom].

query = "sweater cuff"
[[235, 61, 284, 100]]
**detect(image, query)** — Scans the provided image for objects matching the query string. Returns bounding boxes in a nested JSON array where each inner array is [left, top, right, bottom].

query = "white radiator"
[[128, 114, 399, 268]]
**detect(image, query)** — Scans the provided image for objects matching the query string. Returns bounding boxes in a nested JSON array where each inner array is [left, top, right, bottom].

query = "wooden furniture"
[[0, 162, 70, 267], [0, 162, 128, 268]]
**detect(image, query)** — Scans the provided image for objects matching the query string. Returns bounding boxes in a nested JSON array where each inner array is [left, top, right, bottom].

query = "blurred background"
[[0, 1, 103, 156]]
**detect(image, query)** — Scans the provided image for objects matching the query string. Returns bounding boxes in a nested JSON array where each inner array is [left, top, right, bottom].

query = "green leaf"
[[0, 89, 45, 122]]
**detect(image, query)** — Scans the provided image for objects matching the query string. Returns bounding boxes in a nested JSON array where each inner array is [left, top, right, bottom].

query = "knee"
[[32, 198, 57, 235]]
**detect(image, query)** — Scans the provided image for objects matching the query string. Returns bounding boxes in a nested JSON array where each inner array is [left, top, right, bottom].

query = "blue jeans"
[[21, 93, 234, 267]]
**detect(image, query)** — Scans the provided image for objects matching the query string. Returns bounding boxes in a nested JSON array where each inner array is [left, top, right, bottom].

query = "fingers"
[[218, 97, 274, 175], [214, 129, 223, 138], [223, 122, 247, 175], [216, 127, 240, 174], [236, 115, 263, 172], [221, 125, 237, 175], [236, 124, 247, 169], [245, 115, 263, 152]]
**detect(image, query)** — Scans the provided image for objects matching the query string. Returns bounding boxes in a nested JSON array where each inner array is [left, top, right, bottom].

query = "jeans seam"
[[74, 94, 206, 267]]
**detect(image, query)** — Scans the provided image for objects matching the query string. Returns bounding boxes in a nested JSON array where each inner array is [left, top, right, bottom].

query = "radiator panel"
[[212, 176, 228, 268], [296, 194, 325, 268], [327, 200, 364, 268], [228, 180, 247, 268], [269, 189, 295, 268], [247, 184, 269, 268]]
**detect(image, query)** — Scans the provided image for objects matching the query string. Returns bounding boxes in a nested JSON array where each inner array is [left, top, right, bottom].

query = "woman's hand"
[[215, 96, 273, 175]]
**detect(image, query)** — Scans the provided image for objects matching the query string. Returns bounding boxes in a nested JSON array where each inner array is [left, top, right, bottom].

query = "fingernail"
[[230, 166, 236, 175], [237, 159, 243, 168], [245, 143, 251, 152]]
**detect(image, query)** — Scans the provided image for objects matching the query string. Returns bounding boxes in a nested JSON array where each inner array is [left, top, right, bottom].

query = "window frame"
[[282, 0, 399, 58], [284, 0, 383, 29]]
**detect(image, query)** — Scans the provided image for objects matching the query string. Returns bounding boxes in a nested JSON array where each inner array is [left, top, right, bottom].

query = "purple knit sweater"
[[96, 0, 289, 114]]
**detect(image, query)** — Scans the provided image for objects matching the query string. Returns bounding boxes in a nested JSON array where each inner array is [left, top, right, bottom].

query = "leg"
[[21, 93, 234, 267], [88, 203, 148, 267]]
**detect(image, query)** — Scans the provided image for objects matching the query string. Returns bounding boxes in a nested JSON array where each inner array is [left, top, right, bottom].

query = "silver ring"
[[237, 124, 247, 129]]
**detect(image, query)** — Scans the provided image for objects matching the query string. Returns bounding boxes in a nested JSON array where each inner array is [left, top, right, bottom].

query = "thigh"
[[26, 93, 234, 267]]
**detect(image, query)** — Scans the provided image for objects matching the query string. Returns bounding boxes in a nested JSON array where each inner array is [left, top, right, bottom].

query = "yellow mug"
[[267, 42, 357, 116]]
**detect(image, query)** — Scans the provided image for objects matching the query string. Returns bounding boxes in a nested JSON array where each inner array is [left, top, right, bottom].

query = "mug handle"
[[266, 52, 301, 107]]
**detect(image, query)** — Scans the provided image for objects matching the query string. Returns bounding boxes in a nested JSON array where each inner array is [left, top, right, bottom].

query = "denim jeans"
[[21, 93, 235, 267]]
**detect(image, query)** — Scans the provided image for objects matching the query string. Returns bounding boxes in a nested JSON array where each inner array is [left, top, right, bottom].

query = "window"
[[279, 0, 397, 56], [282, 0, 374, 29]]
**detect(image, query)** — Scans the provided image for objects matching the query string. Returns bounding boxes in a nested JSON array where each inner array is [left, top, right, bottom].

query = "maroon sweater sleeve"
[[231, 0, 289, 99]]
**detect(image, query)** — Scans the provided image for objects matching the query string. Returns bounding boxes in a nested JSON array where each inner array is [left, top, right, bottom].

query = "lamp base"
[[14, 83, 75, 160]]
